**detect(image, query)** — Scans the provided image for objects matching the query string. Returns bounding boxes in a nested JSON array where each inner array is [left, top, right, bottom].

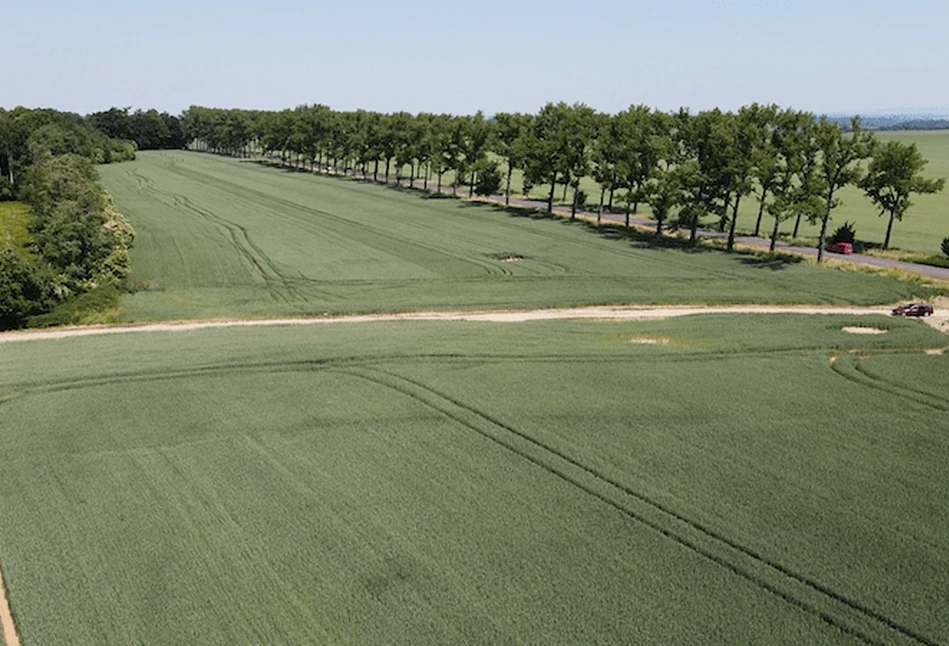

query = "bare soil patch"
[[629, 337, 670, 345], [841, 327, 888, 335]]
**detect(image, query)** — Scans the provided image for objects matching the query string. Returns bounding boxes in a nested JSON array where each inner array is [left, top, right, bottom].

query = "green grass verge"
[[97, 151, 933, 323], [0, 202, 34, 259], [0, 314, 946, 644]]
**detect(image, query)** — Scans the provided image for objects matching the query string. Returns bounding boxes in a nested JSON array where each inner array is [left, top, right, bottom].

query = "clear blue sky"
[[4, 0, 948, 117]]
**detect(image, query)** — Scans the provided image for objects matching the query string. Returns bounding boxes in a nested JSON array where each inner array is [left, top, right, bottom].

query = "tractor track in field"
[[0, 561, 20, 646], [0, 303, 946, 345], [341, 365, 938, 646]]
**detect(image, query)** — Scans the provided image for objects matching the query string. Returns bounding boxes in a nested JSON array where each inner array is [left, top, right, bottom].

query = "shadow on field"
[[737, 255, 803, 270]]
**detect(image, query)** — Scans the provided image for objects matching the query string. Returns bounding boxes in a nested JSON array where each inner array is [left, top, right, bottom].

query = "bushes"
[[20, 154, 134, 291], [942, 236, 949, 260], [829, 220, 856, 245], [0, 248, 55, 328], [474, 163, 502, 196], [0, 154, 135, 328]]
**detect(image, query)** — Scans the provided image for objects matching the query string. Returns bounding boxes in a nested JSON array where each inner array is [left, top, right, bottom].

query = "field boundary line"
[[0, 561, 20, 646], [0, 304, 909, 344]]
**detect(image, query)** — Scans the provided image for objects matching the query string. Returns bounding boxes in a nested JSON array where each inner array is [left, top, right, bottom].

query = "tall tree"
[[763, 109, 820, 251], [459, 111, 492, 197], [859, 139, 945, 249], [812, 116, 873, 263], [561, 104, 597, 219], [724, 105, 771, 251], [615, 105, 662, 225], [673, 109, 734, 245], [493, 112, 532, 206]]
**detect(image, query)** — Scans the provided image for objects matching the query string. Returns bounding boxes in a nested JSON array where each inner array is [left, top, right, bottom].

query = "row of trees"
[[182, 103, 944, 260]]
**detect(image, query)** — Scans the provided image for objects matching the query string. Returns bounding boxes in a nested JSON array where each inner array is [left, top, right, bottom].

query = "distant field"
[[0, 315, 947, 643], [97, 152, 927, 323]]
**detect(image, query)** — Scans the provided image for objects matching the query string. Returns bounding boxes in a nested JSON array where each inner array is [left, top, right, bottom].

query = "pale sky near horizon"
[[3, 0, 948, 117]]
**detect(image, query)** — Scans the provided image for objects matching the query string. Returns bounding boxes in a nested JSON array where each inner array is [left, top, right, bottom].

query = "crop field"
[[96, 152, 930, 323], [0, 315, 947, 644], [3, 149, 947, 645]]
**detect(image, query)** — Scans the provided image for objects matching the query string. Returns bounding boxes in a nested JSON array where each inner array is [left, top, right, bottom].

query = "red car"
[[826, 242, 853, 254], [892, 302, 934, 317]]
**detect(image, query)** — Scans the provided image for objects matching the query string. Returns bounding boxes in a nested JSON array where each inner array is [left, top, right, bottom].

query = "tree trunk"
[[884, 210, 895, 250], [608, 186, 615, 211], [690, 212, 698, 245], [396, 163, 401, 186], [424, 161, 429, 191], [469, 171, 475, 198], [754, 188, 767, 237], [625, 201, 630, 227], [716, 195, 728, 233], [571, 187, 578, 219], [727, 195, 741, 252], [656, 214, 664, 236], [597, 187, 605, 225], [770, 214, 780, 252], [438, 170, 443, 193], [385, 159, 391, 184], [792, 213, 802, 239], [562, 182, 568, 201], [816, 189, 833, 264], [505, 167, 513, 206], [547, 179, 556, 213]]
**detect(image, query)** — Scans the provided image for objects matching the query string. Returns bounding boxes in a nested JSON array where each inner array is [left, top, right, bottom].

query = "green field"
[[0, 315, 947, 644], [3, 149, 949, 645], [97, 152, 928, 323]]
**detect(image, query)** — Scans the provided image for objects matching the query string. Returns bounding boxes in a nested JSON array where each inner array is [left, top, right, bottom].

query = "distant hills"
[[825, 112, 949, 131]]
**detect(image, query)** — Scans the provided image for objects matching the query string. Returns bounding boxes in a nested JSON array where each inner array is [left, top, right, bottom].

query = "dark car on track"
[[826, 241, 853, 254], [892, 302, 934, 317]]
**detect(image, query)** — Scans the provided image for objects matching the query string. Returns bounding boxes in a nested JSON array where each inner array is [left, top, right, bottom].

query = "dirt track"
[[0, 562, 19, 646], [1, 303, 946, 344]]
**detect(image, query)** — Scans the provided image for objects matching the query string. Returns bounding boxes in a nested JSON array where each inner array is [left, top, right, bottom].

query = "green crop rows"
[[3, 150, 948, 644], [97, 152, 928, 323], [0, 315, 946, 644]]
